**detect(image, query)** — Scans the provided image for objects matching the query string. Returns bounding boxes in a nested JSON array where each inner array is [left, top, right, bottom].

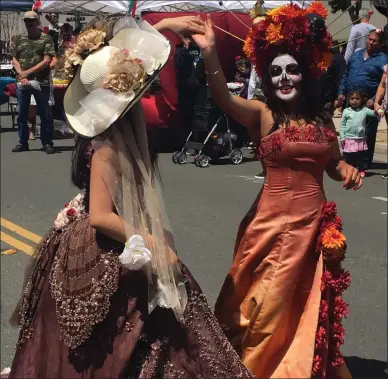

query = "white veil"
[[92, 103, 187, 323]]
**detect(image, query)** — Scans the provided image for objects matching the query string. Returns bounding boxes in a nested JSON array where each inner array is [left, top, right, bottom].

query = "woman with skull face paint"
[[193, 3, 361, 379]]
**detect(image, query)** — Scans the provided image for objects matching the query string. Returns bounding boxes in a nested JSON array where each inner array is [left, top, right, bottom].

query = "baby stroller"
[[172, 83, 245, 168]]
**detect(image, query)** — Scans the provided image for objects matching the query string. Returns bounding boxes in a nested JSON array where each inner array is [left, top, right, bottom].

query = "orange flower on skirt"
[[321, 226, 346, 262]]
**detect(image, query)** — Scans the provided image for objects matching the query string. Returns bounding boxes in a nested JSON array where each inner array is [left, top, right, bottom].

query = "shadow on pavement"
[[345, 356, 388, 378], [372, 162, 388, 170]]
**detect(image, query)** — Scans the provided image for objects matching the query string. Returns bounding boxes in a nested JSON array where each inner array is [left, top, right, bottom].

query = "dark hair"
[[347, 90, 368, 106], [262, 53, 331, 129], [71, 111, 159, 192]]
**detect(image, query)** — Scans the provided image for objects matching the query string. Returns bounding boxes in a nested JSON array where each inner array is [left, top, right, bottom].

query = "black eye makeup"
[[270, 63, 301, 77]]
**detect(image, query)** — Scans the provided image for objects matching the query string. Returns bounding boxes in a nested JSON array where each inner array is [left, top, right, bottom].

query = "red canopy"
[[141, 11, 252, 128]]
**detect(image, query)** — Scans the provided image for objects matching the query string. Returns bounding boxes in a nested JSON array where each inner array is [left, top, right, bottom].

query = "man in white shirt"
[[344, 9, 376, 63]]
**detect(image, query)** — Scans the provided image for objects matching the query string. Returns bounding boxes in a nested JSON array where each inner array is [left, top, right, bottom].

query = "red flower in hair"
[[305, 1, 328, 19]]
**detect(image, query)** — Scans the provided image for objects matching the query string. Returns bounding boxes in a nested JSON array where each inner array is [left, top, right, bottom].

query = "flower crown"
[[244, 1, 333, 79]]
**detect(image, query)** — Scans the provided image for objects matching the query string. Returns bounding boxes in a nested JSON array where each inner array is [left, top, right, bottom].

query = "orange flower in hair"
[[306, 1, 328, 19], [266, 23, 283, 44]]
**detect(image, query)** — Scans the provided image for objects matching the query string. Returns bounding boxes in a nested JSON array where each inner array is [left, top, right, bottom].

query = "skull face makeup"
[[270, 55, 302, 102]]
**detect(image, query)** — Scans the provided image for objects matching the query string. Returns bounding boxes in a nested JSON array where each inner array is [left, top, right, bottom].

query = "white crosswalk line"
[[372, 197, 388, 202]]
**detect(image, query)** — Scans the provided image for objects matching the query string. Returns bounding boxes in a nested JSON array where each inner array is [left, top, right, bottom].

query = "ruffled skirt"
[[8, 216, 253, 379]]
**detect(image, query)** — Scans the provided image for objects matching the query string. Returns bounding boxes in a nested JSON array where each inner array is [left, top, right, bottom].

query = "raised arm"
[[192, 16, 264, 140]]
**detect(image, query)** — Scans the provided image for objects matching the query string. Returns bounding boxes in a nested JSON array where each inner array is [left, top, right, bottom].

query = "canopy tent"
[[39, 0, 311, 14], [0, 1, 35, 12]]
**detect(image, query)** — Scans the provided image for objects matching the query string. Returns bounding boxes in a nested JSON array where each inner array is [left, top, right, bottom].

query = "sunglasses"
[[270, 63, 301, 77]]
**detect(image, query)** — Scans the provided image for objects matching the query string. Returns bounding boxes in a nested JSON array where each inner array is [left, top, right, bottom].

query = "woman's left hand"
[[156, 16, 205, 41], [337, 161, 363, 190]]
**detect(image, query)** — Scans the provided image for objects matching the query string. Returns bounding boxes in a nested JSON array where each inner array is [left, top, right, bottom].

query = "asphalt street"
[[1, 115, 387, 376]]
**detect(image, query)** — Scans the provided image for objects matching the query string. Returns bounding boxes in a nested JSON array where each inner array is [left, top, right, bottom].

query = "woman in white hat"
[[6, 16, 254, 379]]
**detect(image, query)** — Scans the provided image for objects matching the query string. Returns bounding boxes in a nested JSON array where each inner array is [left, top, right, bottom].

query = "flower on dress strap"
[[323, 127, 337, 142], [258, 144, 265, 159], [284, 125, 300, 142], [120, 235, 152, 270], [305, 125, 317, 142], [271, 133, 282, 154]]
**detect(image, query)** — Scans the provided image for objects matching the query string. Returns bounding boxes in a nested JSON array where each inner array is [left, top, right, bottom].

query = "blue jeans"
[[16, 85, 53, 147]]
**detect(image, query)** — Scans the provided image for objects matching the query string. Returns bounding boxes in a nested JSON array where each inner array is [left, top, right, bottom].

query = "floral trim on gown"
[[7, 194, 254, 377], [215, 124, 352, 378], [312, 201, 351, 378]]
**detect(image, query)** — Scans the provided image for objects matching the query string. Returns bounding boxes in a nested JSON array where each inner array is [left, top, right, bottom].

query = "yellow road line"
[[0, 232, 34, 256], [1, 218, 41, 244], [1, 249, 17, 255]]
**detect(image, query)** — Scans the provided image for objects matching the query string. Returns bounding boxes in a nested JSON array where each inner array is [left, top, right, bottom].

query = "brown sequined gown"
[[9, 200, 254, 379]]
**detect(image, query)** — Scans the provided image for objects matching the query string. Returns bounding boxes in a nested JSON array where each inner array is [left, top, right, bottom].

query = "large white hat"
[[64, 18, 171, 137]]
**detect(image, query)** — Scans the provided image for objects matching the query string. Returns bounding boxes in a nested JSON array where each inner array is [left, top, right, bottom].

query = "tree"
[[328, 0, 363, 23]]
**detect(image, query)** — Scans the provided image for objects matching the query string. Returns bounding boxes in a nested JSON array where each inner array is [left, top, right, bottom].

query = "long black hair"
[[261, 53, 331, 130], [71, 110, 159, 191]]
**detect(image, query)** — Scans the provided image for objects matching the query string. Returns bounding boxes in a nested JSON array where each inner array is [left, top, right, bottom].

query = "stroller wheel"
[[230, 149, 243, 165], [177, 152, 187, 164], [197, 154, 210, 168], [172, 151, 180, 164]]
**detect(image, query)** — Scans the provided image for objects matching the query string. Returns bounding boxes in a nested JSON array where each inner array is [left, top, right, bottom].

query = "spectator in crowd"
[[344, 9, 376, 63], [28, 21, 57, 141], [321, 45, 346, 116], [338, 30, 387, 169], [175, 38, 203, 143], [374, 54, 387, 179], [339, 90, 377, 178], [11, 11, 56, 154]]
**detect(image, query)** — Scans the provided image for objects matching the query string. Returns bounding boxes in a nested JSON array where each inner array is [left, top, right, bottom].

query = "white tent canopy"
[[40, 1, 311, 14]]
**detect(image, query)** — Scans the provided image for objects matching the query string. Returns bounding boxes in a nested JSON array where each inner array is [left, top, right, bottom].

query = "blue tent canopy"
[[0, 1, 35, 12]]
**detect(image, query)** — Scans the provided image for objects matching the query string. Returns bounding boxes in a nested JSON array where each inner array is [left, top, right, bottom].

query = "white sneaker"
[[254, 171, 265, 180]]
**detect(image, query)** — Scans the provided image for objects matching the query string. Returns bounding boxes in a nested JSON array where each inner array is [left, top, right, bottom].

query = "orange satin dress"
[[215, 125, 350, 378]]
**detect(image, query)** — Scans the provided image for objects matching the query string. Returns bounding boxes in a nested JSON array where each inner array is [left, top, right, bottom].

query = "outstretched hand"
[[192, 15, 216, 53], [337, 161, 363, 190], [161, 16, 205, 43]]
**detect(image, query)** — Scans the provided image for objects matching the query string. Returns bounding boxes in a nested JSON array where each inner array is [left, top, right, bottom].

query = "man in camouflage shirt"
[[11, 11, 56, 154]]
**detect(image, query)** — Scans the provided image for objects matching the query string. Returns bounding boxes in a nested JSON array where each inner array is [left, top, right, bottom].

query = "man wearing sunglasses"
[[11, 11, 56, 154]]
